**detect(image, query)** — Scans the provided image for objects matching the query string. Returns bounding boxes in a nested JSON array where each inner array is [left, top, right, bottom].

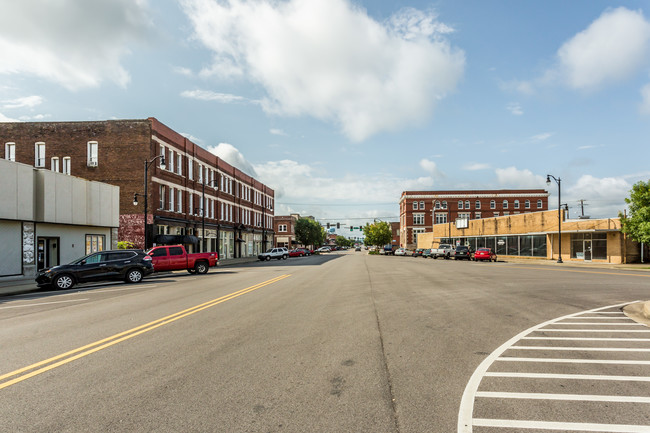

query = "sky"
[[1, 0, 649, 225]]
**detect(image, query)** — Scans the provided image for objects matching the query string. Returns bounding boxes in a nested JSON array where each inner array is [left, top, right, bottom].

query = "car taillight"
[[143, 256, 152, 261]]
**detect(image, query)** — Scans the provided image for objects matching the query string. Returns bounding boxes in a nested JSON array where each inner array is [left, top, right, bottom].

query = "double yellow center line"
[[0, 274, 291, 390]]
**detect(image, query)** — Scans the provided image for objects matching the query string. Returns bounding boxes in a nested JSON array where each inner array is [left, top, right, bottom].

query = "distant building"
[[0, 118, 275, 260], [0, 158, 119, 280], [273, 214, 317, 248], [400, 189, 549, 249]]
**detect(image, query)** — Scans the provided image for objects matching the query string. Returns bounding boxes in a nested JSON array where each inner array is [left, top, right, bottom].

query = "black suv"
[[453, 245, 474, 260], [36, 249, 154, 290]]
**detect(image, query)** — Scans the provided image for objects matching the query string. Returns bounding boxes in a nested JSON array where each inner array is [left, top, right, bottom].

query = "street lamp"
[[201, 179, 219, 253], [133, 154, 165, 249], [546, 174, 563, 263]]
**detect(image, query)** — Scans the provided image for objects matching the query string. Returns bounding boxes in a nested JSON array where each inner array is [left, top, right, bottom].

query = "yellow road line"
[[0, 274, 291, 390], [501, 265, 650, 277]]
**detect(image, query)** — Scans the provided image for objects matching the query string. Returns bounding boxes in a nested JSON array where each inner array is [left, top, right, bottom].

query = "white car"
[[316, 246, 331, 253], [394, 248, 408, 256], [258, 248, 288, 261]]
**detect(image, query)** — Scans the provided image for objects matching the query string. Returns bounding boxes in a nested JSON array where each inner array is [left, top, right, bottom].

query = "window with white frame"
[[503, 200, 508, 209], [490, 200, 496, 209], [514, 200, 520, 209], [189, 194, 193, 215], [168, 149, 174, 173], [5, 142, 15, 161], [465, 200, 470, 209], [412, 228, 425, 245], [87, 141, 98, 166], [413, 213, 425, 225], [177, 190, 182, 213], [177, 153, 182, 175], [442, 201, 447, 209], [419, 201, 425, 209], [475, 200, 481, 209], [188, 159, 193, 180], [537, 199, 543, 208], [435, 201, 440, 210], [435, 213, 447, 224], [458, 200, 464, 209], [198, 164, 203, 183], [504, 211, 510, 216], [159, 145, 165, 167], [159, 185, 165, 209], [169, 187, 175, 211], [475, 212, 481, 219], [34, 142, 45, 167], [279, 224, 287, 232], [459, 212, 471, 220], [525, 199, 530, 209], [412, 201, 417, 210], [62, 157, 71, 175], [493, 212, 499, 217], [51, 157, 59, 172]]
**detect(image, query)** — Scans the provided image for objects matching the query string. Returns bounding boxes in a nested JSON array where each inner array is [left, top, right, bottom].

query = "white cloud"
[[0, 112, 19, 122], [566, 174, 630, 217], [463, 162, 490, 171], [0, 0, 152, 90], [506, 102, 523, 115], [495, 166, 546, 188], [419, 158, 444, 178], [181, 89, 247, 103], [1, 95, 43, 109], [641, 83, 650, 115], [207, 142, 258, 177], [180, 0, 465, 141], [270, 128, 287, 136], [530, 132, 553, 142], [555, 7, 650, 90]]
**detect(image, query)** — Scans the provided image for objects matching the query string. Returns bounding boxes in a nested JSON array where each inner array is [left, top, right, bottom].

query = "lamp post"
[[133, 154, 165, 249], [201, 179, 219, 253], [546, 174, 563, 263]]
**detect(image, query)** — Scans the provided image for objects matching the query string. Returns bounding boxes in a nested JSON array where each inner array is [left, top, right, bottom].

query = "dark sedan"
[[36, 249, 154, 290], [453, 245, 474, 260]]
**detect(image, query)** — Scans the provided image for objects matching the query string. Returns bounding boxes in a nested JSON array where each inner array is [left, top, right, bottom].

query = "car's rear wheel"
[[125, 268, 143, 283], [53, 274, 74, 290], [265, 256, 271, 261], [195, 261, 209, 274]]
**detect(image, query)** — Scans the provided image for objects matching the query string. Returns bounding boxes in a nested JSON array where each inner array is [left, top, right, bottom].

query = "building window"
[[413, 213, 425, 225], [279, 224, 287, 232], [525, 200, 531, 209], [475, 200, 481, 209], [442, 201, 447, 209], [62, 157, 71, 175], [177, 153, 182, 175], [503, 200, 508, 209], [87, 141, 98, 166], [198, 164, 203, 183], [412, 201, 417, 210], [159, 185, 165, 209], [51, 157, 59, 172], [413, 228, 425, 245], [169, 187, 175, 211], [475, 212, 481, 219], [159, 145, 165, 168], [514, 200, 520, 209], [85, 234, 105, 254], [188, 159, 193, 180], [458, 200, 464, 209], [5, 142, 15, 161], [419, 201, 425, 210], [34, 142, 45, 167], [177, 190, 182, 213], [537, 199, 543, 208], [493, 212, 499, 217], [189, 194, 193, 215], [435, 201, 440, 210], [458, 212, 471, 219], [435, 213, 448, 224], [168, 149, 174, 173], [465, 200, 470, 209], [490, 200, 496, 209], [504, 211, 510, 216]]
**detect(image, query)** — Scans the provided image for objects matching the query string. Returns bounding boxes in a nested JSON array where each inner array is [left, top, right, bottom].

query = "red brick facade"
[[1, 118, 275, 258], [399, 189, 549, 248]]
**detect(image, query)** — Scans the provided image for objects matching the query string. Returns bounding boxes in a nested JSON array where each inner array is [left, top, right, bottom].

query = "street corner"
[[622, 300, 650, 327]]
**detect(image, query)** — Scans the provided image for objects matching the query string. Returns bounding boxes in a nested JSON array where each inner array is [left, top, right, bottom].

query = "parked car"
[[316, 246, 331, 253], [258, 247, 289, 261], [473, 248, 497, 262], [146, 245, 217, 274], [289, 248, 311, 257], [453, 245, 474, 260], [36, 249, 154, 290], [422, 248, 433, 258], [430, 243, 454, 259], [412, 249, 425, 257], [394, 248, 408, 256], [355, 246, 361, 251]]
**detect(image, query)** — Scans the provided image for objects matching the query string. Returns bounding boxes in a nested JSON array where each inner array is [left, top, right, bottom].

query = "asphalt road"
[[1, 252, 649, 432]]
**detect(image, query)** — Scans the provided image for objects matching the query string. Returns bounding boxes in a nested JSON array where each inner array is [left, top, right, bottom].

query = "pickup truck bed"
[[147, 245, 218, 273]]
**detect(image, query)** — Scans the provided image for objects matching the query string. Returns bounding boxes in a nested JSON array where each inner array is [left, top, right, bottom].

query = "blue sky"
[[1, 0, 649, 224]]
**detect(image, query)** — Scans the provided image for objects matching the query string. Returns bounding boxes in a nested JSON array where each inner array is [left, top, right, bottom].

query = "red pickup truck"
[[146, 245, 217, 274]]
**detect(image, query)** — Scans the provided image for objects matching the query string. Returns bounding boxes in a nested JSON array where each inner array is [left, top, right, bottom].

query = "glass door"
[[584, 239, 592, 261]]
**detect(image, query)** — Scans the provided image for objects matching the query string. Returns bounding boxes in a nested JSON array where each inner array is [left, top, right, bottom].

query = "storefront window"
[[532, 235, 547, 257], [496, 237, 507, 255], [592, 233, 607, 260], [484, 237, 495, 251], [520, 236, 532, 256]]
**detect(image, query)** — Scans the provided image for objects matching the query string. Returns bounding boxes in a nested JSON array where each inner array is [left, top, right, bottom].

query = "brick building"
[[400, 189, 549, 249], [0, 118, 274, 260]]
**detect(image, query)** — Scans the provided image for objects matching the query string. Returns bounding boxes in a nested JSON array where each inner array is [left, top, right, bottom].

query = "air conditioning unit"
[[88, 160, 98, 167]]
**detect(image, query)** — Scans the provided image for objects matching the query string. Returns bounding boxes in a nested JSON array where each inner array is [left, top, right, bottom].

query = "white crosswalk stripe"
[[458, 302, 650, 432]]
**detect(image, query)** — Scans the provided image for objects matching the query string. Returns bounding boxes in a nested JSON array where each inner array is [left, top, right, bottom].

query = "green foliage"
[[619, 180, 650, 244], [117, 241, 137, 250], [335, 235, 353, 247], [295, 217, 324, 247], [362, 220, 392, 247]]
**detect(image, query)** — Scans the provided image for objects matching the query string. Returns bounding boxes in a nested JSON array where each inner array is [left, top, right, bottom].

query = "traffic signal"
[[327, 223, 330, 228], [336, 223, 340, 229]]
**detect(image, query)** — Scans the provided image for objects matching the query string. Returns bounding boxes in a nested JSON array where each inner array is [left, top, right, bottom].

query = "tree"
[[335, 235, 353, 247], [295, 218, 324, 248], [363, 221, 392, 247], [619, 180, 650, 244]]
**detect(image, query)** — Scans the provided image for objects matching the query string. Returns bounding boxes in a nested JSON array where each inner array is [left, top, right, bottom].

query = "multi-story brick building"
[[0, 118, 274, 260], [400, 189, 549, 249], [273, 213, 318, 249]]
